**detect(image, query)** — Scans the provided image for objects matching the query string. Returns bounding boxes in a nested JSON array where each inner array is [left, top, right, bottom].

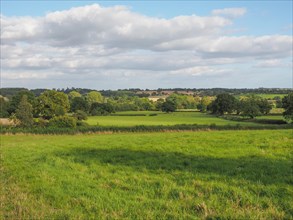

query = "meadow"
[[86, 111, 278, 127], [236, 94, 286, 99], [1, 130, 292, 219]]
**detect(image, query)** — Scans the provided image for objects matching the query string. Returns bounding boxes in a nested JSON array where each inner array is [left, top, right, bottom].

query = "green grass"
[[237, 93, 287, 99], [1, 130, 292, 219], [86, 111, 261, 127]]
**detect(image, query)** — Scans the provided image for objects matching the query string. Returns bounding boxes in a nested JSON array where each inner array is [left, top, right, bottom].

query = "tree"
[[7, 90, 35, 114], [239, 99, 261, 119], [15, 95, 34, 127], [68, 91, 82, 100], [36, 90, 70, 119], [90, 103, 115, 116], [86, 91, 103, 105], [210, 93, 237, 115], [0, 97, 10, 117], [257, 99, 272, 115], [70, 97, 89, 113], [282, 92, 293, 123], [197, 96, 212, 112], [73, 110, 88, 121], [155, 98, 165, 111], [161, 100, 176, 113]]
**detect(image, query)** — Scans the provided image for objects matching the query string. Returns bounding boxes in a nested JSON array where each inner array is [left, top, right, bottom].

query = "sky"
[[1, 1, 292, 90]]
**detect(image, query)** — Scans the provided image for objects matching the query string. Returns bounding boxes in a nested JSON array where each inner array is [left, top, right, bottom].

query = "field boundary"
[[1, 124, 292, 135]]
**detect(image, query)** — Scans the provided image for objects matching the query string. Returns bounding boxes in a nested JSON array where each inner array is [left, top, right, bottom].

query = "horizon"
[[1, 86, 292, 91], [1, 1, 293, 89]]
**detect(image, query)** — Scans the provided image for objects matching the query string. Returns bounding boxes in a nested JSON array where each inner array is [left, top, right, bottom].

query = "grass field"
[[86, 111, 267, 127], [237, 94, 287, 99], [1, 130, 292, 219]]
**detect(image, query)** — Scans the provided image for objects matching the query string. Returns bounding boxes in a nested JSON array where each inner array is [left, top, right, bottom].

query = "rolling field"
[[236, 94, 287, 99], [86, 111, 265, 127], [1, 130, 292, 219]]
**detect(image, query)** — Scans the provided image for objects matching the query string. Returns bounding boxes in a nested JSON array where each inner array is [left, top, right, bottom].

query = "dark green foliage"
[[49, 116, 77, 128], [76, 121, 90, 127], [70, 97, 89, 113], [210, 93, 237, 115], [0, 123, 292, 135], [90, 103, 115, 116], [240, 99, 261, 119], [282, 92, 293, 123], [36, 90, 70, 119], [257, 99, 272, 114], [0, 97, 10, 117], [161, 100, 176, 113], [73, 110, 88, 121], [7, 90, 35, 115], [15, 95, 34, 127]]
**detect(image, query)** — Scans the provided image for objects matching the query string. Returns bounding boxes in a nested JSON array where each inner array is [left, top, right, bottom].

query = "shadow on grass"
[[55, 148, 291, 185]]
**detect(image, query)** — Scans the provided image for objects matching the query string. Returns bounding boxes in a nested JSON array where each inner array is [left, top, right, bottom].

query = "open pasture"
[[1, 130, 292, 219], [86, 111, 266, 127], [237, 94, 287, 99]]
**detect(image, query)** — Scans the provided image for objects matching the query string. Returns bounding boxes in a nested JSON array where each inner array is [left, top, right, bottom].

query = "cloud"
[[1, 4, 231, 47], [212, 8, 247, 18], [0, 4, 292, 88], [254, 59, 292, 68]]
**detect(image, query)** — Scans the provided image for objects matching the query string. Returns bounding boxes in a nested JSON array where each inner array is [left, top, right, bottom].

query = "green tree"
[[240, 99, 261, 119], [36, 90, 70, 119], [7, 90, 35, 114], [197, 96, 212, 112], [90, 103, 115, 116], [0, 97, 10, 117], [70, 97, 89, 113], [15, 95, 34, 127], [86, 91, 103, 105], [73, 110, 88, 121], [282, 92, 293, 123], [257, 99, 272, 115], [155, 98, 165, 111], [161, 100, 176, 113], [68, 91, 82, 100], [210, 93, 237, 115]]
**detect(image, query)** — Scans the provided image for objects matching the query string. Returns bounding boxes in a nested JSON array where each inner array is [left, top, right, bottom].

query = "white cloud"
[[212, 8, 247, 18], [0, 4, 292, 88], [254, 59, 292, 68]]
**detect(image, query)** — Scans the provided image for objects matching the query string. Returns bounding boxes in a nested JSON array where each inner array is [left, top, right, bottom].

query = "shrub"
[[35, 118, 49, 127], [73, 110, 88, 121], [49, 116, 77, 128], [76, 121, 90, 127]]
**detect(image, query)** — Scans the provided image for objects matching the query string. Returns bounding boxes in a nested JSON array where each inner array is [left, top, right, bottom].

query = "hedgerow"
[[1, 123, 292, 135]]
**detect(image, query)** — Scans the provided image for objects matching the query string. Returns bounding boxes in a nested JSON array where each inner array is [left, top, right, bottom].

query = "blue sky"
[[1, 1, 292, 89]]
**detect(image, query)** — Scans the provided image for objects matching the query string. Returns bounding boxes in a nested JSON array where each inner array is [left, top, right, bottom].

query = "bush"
[[76, 121, 90, 127], [149, 113, 158, 116], [35, 118, 49, 127], [49, 116, 77, 128], [73, 110, 88, 121]]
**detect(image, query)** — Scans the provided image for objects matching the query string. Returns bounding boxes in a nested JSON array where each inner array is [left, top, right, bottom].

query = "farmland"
[[86, 111, 280, 127], [1, 130, 292, 219]]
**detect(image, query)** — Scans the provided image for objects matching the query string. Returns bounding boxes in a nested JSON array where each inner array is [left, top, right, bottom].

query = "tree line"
[[0, 89, 292, 128]]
